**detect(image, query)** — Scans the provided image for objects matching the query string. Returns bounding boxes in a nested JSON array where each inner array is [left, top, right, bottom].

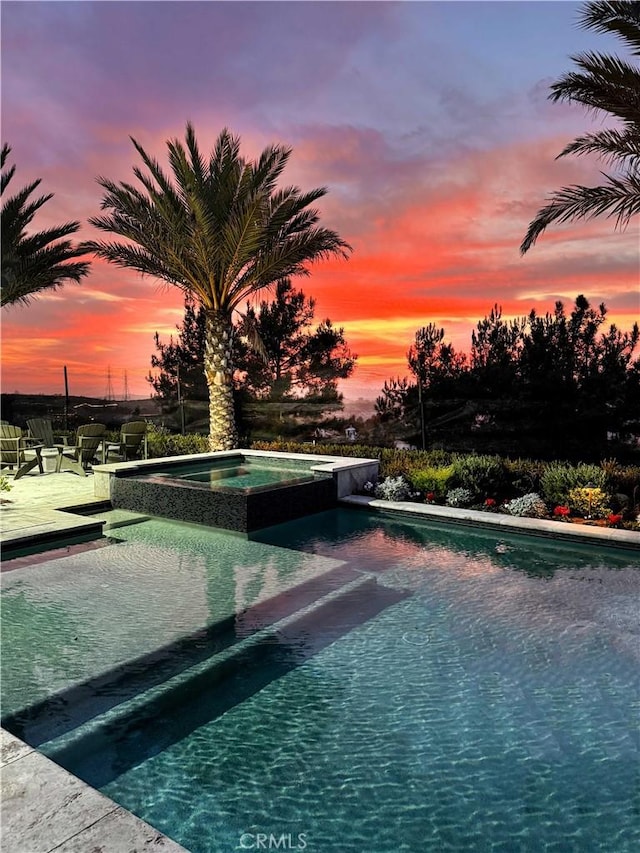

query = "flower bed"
[[360, 475, 638, 531]]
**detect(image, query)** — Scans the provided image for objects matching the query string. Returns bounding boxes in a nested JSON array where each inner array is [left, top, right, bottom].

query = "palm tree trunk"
[[204, 309, 238, 451]]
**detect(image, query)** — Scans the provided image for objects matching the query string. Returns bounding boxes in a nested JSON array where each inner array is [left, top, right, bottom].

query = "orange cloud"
[[2, 127, 637, 401]]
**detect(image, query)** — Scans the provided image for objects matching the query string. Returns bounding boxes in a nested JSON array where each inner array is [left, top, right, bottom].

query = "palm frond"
[[520, 169, 640, 253], [1, 144, 91, 306], [579, 1, 640, 56], [550, 53, 640, 124], [522, 1, 640, 252], [236, 307, 269, 362], [558, 127, 640, 163]]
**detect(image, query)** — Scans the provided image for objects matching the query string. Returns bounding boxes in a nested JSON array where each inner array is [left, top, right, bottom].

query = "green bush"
[[604, 463, 640, 506], [540, 462, 605, 506], [147, 426, 209, 458], [504, 458, 544, 496], [452, 454, 506, 499], [410, 466, 455, 498], [249, 441, 454, 479]]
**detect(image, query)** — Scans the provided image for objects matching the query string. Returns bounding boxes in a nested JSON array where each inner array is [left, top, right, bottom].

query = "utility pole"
[[176, 363, 185, 435], [418, 379, 426, 451], [105, 366, 115, 401], [123, 370, 130, 401], [63, 366, 69, 431]]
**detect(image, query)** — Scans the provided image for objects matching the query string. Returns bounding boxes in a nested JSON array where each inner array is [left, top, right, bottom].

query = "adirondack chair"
[[58, 423, 106, 476], [0, 424, 44, 479], [105, 421, 148, 462], [27, 418, 68, 473]]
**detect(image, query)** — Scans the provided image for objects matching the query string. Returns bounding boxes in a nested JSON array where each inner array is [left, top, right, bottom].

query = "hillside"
[[1, 394, 163, 431]]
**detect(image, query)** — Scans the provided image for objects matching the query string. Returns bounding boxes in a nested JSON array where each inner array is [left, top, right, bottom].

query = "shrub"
[[503, 493, 548, 518], [147, 425, 210, 458], [599, 458, 624, 492], [610, 492, 630, 515], [374, 475, 414, 501], [540, 462, 605, 506], [567, 486, 611, 519], [410, 465, 455, 498], [0, 475, 12, 493], [452, 454, 506, 500], [250, 441, 455, 480], [445, 487, 474, 508], [504, 458, 544, 496], [607, 465, 640, 508]]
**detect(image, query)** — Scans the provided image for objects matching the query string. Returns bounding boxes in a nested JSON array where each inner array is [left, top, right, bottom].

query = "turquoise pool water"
[[141, 455, 322, 492], [2, 509, 639, 852]]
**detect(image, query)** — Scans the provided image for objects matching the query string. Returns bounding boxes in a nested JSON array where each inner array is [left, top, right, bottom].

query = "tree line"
[[374, 295, 639, 460]]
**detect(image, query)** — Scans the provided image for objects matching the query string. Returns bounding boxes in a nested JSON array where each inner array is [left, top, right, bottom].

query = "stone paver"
[[0, 730, 33, 768], [0, 471, 107, 553], [1, 748, 116, 853], [0, 731, 188, 853], [1, 470, 101, 519], [52, 807, 187, 853]]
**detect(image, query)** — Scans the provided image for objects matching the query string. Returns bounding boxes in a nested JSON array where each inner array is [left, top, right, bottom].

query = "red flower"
[[608, 514, 623, 527], [553, 505, 570, 518], [484, 498, 496, 507], [425, 492, 435, 502]]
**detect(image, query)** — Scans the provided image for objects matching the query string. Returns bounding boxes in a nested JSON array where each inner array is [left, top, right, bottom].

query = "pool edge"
[[340, 495, 640, 551], [0, 728, 189, 853]]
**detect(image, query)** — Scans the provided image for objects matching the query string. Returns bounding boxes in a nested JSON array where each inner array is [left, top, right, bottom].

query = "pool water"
[[141, 455, 321, 492], [2, 509, 639, 852]]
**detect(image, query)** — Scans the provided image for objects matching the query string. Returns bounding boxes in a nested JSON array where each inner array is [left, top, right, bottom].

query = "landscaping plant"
[[445, 488, 474, 508], [452, 454, 506, 500], [567, 486, 612, 519], [503, 493, 549, 518], [409, 466, 455, 499]]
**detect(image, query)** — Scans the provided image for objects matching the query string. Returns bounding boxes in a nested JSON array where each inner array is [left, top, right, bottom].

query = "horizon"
[[1, 1, 638, 401]]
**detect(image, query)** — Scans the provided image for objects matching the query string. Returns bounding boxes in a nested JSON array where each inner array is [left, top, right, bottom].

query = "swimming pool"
[[2, 508, 639, 852]]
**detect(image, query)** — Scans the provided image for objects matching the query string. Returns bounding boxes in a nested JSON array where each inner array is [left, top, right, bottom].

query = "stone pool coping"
[[342, 495, 640, 549], [0, 729, 188, 853]]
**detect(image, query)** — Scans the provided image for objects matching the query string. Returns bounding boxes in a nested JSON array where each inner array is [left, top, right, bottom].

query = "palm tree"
[[85, 124, 351, 450], [1, 144, 91, 307], [521, 1, 640, 253]]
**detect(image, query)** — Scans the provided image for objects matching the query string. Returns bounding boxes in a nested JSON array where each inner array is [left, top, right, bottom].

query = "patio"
[[0, 469, 107, 557]]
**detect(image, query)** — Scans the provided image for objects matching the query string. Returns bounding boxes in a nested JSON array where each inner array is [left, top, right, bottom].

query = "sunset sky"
[[2, 0, 638, 401]]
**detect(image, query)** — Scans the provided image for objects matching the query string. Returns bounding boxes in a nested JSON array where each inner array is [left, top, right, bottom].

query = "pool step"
[[3, 562, 362, 747], [39, 574, 409, 788]]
